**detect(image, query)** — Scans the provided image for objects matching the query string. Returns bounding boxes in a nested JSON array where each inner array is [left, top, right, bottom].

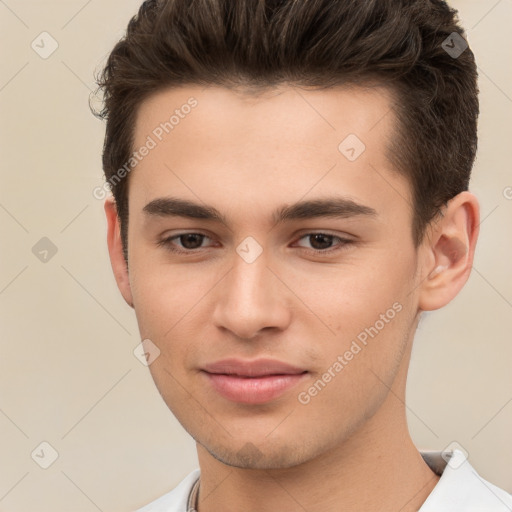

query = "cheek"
[[294, 300, 413, 431], [307, 252, 416, 377], [130, 265, 217, 383], [130, 260, 208, 331], [307, 257, 413, 330]]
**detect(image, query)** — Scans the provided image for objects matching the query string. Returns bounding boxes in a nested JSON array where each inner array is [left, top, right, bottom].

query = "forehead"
[[129, 83, 412, 228], [134, 83, 396, 149]]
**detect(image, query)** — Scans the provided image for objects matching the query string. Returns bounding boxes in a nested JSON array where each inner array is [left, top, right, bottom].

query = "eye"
[[293, 232, 354, 255], [157, 231, 354, 256], [157, 232, 213, 253]]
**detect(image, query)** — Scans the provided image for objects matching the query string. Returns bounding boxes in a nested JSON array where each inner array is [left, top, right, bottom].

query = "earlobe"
[[418, 191, 480, 312], [104, 198, 134, 308]]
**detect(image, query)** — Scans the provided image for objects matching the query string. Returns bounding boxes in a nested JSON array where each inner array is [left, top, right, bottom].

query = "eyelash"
[[157, 232, 354, 256]]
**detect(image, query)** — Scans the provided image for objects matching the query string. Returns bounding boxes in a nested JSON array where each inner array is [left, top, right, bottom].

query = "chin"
[[201, 438, 314, 470]]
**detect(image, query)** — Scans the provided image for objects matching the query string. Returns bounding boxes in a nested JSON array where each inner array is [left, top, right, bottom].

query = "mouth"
[[201, 358, 308, 404]]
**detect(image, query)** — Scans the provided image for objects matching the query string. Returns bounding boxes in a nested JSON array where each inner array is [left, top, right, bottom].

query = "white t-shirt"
[[136, 449, 512, 511]]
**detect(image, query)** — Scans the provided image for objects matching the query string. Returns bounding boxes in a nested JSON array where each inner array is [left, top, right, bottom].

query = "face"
[[113, 84, 428, 469]]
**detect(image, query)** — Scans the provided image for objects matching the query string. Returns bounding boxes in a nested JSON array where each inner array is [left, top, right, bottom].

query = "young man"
[[94, 0, 512, 510]]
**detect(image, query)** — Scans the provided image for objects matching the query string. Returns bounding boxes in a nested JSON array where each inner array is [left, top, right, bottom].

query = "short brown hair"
[[93, 0, 479, 261]]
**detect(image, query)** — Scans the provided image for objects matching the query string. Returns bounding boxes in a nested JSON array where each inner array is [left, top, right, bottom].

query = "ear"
[[104, 198, 134, 308], [418, 191, 480, 311]]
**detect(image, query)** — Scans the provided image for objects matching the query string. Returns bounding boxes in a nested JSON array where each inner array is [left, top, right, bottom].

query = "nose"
[[211, 248, 292, 340]]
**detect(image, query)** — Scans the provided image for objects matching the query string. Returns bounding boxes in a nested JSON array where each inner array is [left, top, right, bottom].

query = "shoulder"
[[419, 449, 512, 511], [135, 469, 200, 512]]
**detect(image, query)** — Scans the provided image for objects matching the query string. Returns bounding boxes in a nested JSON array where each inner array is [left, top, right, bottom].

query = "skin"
[[105, 84, 479, 511]]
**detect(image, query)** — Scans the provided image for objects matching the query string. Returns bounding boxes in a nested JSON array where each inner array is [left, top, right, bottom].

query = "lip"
[[201, 358, 308, 404]]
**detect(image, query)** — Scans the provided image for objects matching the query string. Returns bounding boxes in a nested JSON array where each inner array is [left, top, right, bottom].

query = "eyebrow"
[[142, 196, 378, 225]]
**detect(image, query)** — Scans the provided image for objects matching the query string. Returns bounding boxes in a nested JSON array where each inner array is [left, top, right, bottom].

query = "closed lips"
[[201, 358, 308, 377], [202, 359, 309, 404]]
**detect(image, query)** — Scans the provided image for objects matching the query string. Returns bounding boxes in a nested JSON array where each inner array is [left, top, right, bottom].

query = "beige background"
[[0, 1, 511, 510]]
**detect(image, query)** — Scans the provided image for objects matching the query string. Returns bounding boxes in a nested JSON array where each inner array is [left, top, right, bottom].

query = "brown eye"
[[307, 233, 335, 250], [178, 233, 206, 249], [158, 232, 212, 253], [294, 232, 354, 255]]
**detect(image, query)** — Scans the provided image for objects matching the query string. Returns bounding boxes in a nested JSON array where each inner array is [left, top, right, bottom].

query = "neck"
[[195, 338, 440, 512]]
